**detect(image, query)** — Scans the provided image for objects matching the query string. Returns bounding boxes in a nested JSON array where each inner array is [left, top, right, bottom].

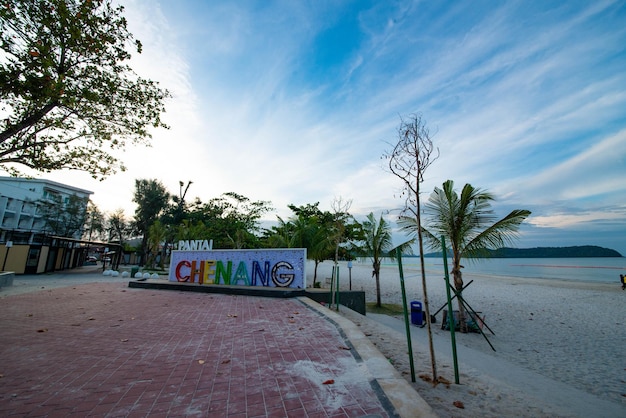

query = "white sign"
[[178, 239, 213, 251], [169, 248, 306, 288]]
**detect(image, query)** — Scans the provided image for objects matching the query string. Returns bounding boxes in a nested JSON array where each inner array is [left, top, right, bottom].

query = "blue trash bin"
[[410, 301, 423, 326]]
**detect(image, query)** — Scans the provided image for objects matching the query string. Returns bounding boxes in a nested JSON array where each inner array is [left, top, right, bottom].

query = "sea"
[[377, 257, 626, 285]]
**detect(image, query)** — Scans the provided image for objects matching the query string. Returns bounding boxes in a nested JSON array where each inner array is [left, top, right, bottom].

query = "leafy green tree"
[[264, 216, 295, 248], [289, 213, 330, 286], [37, 193, 88, 238], [0, 0, 170, 178], [270, 203, 334, 286], [133, 179, 170, 265], [287, 202, 328, 219], [264, 202, 360, 287], [402, 180, 531, 329], [188, 192, 272, 249], [174, 219, 211, 243]]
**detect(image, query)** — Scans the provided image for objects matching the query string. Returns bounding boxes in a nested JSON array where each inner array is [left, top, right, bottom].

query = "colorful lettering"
[[252, 261, 270, 286], [175, 260, 191, 282], [216, 260, 233, 285], [189, 260, 205, 284], [271, 261, 295, 287], [204, 260, 216, 284], [233, 261, 250, 285], [169, 249, 305, 288]]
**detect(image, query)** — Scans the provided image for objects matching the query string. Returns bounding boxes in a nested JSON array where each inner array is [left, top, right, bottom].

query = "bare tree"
[[329, 197, 352, 310], [330, 197, 352, 267], [384, 113, 440, 382]]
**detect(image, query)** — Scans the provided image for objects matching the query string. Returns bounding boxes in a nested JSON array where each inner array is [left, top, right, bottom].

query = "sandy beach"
[[2, 262, 624, 417], [312, 259, 625, 417]]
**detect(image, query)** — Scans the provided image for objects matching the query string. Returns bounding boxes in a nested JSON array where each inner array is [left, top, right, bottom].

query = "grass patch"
[[366, 302, 405, 316]]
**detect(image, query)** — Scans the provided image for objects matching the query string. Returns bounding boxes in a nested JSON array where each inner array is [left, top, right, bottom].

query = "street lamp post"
[[2, 241, 13, 271], [347, 260, 353, 290]]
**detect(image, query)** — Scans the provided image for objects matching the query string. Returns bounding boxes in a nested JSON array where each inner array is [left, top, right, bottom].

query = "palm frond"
[[423, 180, 531, 262], [464, 209, 531, 256], [397, 215, 440, 251]]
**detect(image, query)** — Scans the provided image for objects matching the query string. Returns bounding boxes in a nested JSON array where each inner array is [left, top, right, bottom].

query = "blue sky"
[[38, 0, 626, 255]]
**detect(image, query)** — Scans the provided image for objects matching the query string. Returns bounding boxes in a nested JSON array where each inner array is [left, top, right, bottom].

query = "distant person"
[[621, 274, 626, 290]]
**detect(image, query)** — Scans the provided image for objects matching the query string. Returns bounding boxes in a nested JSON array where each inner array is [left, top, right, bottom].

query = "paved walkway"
[[0, 270, 434, 417]]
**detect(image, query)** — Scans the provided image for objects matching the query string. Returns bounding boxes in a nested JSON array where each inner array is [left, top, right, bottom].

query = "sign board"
[[169, 248, 306, 288]]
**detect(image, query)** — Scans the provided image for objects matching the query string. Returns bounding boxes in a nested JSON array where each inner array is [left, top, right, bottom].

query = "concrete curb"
[[298, 297, 439, 418]]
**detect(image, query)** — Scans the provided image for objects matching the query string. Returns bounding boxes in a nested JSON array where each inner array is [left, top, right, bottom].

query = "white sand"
[[310, 260, 626, 417]]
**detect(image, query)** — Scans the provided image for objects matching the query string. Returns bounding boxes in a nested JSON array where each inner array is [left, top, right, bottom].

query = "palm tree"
[[401, 180, 531, 329], [147, 220, 167, 268], [360, 212, 412, 307]]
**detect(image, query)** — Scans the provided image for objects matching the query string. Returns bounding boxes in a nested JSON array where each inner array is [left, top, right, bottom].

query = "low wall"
[[0, 271, 15, 287], [304, 289, 366, 315], [127, 280, 367, 315]]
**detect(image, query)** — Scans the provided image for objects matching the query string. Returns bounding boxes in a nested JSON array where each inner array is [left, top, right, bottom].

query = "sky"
[[14, 0, 626, 255]]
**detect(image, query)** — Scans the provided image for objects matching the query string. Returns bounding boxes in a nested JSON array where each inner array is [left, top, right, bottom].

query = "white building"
[[0, 177, 98, 274], [0, 176, 93, 240]]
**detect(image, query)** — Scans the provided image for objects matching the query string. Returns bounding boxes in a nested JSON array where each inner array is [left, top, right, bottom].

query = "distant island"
[[423, 245, 622, 258]]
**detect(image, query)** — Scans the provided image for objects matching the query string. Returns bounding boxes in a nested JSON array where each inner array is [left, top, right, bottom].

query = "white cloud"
[[529, 210, 625, 229]]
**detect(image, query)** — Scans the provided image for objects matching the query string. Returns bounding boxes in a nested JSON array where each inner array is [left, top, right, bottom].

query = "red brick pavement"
[[0, 282, 395, 417]]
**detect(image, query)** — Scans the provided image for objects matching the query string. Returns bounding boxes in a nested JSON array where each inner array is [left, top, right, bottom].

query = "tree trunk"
[[312, 260, 321, 287], [452, 263, 468, 332], [417, 215, 437, 382], [160, 242, 168, 269], [374, 260, 381, 307], [140, 234, 149, 266]]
